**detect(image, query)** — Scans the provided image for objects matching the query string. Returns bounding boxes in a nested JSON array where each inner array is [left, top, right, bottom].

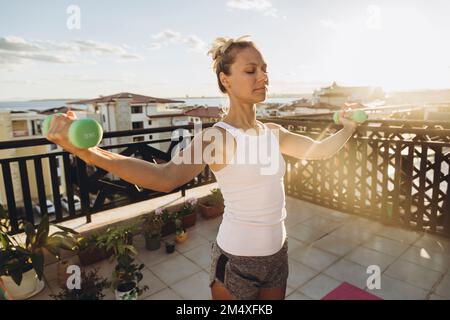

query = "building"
[[69, 92, 185, 152], [146, 105, 224, 151], [313, 82, 385, 107]]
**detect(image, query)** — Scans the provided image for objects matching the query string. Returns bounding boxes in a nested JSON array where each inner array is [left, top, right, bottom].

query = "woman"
[[46, 35, 358, 300]]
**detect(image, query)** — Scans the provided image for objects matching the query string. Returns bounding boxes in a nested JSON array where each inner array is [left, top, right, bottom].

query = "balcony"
[[1, 118, 449, 300], [24, 186, 450, 300]]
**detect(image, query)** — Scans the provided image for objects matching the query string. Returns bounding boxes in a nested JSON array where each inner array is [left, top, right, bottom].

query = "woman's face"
[[221, 47, 269, 104]]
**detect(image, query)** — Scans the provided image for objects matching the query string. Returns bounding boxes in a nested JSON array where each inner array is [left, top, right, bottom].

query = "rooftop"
[[27, 184, 450, 300], [70, 92, 185, 105]]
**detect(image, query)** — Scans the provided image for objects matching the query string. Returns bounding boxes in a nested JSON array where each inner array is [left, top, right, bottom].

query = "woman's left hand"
[[339, 104, 358, 132]]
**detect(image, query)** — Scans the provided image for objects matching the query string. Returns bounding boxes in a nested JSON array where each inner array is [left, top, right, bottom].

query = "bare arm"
[[76, 147, 173, 193], [46, 112, 218, 193], [266, 122, 357, 160]]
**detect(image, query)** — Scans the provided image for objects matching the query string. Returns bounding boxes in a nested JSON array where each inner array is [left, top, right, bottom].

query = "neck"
[[223, 96, 257, 130]]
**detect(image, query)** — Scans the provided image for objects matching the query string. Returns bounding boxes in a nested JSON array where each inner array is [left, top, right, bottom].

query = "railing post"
[[1, 161, 19, 233], [347, 137, 357, 215], [76, 157, 91, 224]]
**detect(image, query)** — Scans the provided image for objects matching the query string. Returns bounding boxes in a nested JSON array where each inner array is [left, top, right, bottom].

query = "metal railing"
[[1, 118, 449, 237], [0, 123, 216, 233], [265, 117, 450, 237]]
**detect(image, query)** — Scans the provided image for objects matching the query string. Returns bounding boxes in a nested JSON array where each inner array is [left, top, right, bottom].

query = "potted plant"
[[96, 225, 148, 300], [165, 240, 175, 254], [113, 254, 148, 300], [160, 208, 176, 237], [76, 233, 112, 266], [141, 211, 164, 251], [174, 218, 188, 243], [96, 224, 138, 260], [51, 268, 111, 300], [199, 188, 224, 219], [177, 197, 198, 229], [0, 215, 79, 299]]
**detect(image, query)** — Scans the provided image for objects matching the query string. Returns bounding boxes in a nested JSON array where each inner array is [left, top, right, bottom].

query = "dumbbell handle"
[[333, 109, 368, 124], [42, 113, 103, 149]]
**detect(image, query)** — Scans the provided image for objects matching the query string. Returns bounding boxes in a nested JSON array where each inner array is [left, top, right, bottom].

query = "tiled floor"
[[29, 196, 450, 300]]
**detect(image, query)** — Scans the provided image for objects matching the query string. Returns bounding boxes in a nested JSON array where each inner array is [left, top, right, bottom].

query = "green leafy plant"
[[177, 197, 198, 218], [158, 207, 175, 225], [96, 226, 136, 259], [0, 215, 79, 286], [96, 224, 148, 297], [205, 188, 224, 207], [141, 211, 164, 239], [76, 233, 99, 252], [174, 218, 185, 236], [50, 268, 111, 300], [113, 254, 148, 297]]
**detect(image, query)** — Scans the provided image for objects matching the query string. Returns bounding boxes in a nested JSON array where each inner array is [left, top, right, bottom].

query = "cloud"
[[149, 30, 206, 53], [320, 19, 338, 30], [366, 5, 382, 30], [226, 0, 279, 18], [0, 35, 143, 69]]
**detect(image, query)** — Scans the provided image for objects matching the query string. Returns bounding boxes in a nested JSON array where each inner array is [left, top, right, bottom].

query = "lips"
[[254, 87, 267, 92]]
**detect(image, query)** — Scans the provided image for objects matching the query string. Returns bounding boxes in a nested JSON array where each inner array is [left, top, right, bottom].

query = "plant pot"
[[144, 234, 161, 251], [57, 260, 71, 289], [0, 268, 40, 300], [78, 246, 112, 266], [115, 282, 138, 300], [165, 242, 175, 254], [125, 232, 134, 245], [181, 211, 197, 229], [161, 221, 175, 237], [199, 202, 224, 219], [175, 232, 188, 243]]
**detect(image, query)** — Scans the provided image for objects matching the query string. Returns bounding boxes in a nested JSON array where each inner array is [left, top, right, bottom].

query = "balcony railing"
[[267, 117, 450, 237], [0, 123, 216, 234], [1, 118, 449, 238]]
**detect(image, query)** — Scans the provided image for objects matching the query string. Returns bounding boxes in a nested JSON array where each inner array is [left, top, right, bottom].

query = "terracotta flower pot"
[[199, 202, 224, 219], [78, 246, 112, 266], [161, 221, 175, 237], [181, 211, 197, 229], [57, 260, 71, 289]]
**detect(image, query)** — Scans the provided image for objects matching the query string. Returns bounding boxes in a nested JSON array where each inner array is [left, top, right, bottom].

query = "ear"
[[219, 72, 230, 89]]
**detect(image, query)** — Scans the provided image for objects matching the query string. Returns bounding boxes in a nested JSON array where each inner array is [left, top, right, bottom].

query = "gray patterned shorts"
[[209, 239, 289, 300]]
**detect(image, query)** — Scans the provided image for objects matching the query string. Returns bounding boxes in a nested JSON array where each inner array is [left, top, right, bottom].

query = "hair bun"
[[207, 35, 251, 61]]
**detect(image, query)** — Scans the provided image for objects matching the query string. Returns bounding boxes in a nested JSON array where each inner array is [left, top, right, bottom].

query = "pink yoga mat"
[[321, 282, 382, 300]]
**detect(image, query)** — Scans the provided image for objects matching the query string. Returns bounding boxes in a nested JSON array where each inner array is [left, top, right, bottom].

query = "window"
[[133, 136, 145, 142], [149, 135, 153, 140], [148, 120, 152, 126], [132, 121, 144, 129], [131, 106, 143, 113]]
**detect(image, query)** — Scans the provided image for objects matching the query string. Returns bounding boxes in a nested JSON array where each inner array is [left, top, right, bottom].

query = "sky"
[[0, 0, 449, 101]]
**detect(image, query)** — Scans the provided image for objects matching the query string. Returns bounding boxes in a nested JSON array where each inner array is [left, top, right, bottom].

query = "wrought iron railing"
[[0, 123, 216, 233], [265, 118, 450, 237], [1, 118, 449, 237]]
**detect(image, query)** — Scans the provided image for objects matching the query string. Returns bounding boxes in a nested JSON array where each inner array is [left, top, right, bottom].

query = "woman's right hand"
[[46, 111, 81, 153]]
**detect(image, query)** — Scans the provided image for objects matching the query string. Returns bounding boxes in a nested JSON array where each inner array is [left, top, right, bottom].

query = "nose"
[[257, 70, 268, 85]]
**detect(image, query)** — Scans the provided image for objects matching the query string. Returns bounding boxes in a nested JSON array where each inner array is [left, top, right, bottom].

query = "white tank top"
[[211, 120, 287, 256]]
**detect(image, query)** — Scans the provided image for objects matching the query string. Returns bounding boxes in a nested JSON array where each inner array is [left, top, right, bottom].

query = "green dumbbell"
[[333, 109, 368, 124], [42, 113, 103, 149]]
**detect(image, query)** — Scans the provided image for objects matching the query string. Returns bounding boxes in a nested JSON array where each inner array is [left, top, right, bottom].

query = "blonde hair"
[[207, 35, 257, 94]]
